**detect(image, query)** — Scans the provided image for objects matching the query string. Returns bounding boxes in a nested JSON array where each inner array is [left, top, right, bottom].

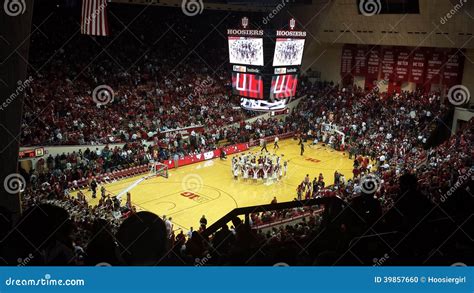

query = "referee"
[[261, 139, 268, 152]]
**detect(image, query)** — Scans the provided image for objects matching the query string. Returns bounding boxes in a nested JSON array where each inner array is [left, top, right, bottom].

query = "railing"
[[251, 209, 323, 230], [201, 197, 345, 238]]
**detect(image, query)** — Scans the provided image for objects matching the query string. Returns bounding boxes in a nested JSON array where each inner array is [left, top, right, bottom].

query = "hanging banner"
[[381, 47, 395, 81], [366, 47, 380, 79], [340, 45, 354, 77], [353, 46, 368, 76], [426, 50, 444, 84], [409, 49, 426, 83], [442, 49, 464, 86], [339, 44, 465, 90], [395, 48, 410, 82]]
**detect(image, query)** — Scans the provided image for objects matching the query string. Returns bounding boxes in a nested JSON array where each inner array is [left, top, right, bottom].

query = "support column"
[[0, 0, 34, 221]]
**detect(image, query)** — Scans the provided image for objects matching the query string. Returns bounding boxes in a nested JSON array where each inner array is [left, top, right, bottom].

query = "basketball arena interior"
[[0, 0, 473, 267]]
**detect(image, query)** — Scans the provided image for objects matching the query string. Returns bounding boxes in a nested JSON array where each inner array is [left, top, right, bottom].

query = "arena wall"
[[302, 43, 474, 107]]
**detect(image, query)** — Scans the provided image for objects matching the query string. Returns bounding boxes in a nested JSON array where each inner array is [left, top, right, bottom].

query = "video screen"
[[270, 74, 298, 99], [240, 98, 288, 111], [272, 38, 305, 66], [228, 36, 264, 66], [232, 73, 263, 99]]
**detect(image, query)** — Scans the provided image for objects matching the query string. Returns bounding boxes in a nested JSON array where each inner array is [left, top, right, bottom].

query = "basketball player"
[[274, 136, 279, 150], [300, 141, 305, 156], [90, 178, 98, 198], [261, 139, 268, 152], [297, 184, 303, 201], [304, 174, 310, 187], [233, 164, 239, 180], [243, 164, 249, 181]]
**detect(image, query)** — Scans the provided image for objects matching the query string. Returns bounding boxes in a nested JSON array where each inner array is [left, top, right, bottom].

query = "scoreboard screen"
[[272, 38, 305, 66], [232, 73, 263, 99], [270, 74, 298, 100], [228, 36, 264, 66]]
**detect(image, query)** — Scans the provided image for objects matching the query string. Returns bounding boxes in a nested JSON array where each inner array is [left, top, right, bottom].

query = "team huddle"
[[231, 151, 288, 183], [229, 39, 263, 65], [273, 40, 305, 65]]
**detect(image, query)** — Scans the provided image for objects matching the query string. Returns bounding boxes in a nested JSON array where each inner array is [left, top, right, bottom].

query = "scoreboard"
[[19, 147, 44, 160], [227, 17, 306, 111]]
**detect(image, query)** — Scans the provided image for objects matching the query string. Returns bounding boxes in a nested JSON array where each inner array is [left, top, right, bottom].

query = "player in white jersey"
[[272, 164, 280, 181], [233, 164, 239, 180]]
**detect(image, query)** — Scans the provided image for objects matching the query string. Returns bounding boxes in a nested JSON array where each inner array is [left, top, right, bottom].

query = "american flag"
[[81, 0, 109, 36]]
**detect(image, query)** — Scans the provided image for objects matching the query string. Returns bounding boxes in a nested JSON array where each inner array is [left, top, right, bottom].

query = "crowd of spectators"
[[10, 80, 472, 265], [21, 6, 256, 148]]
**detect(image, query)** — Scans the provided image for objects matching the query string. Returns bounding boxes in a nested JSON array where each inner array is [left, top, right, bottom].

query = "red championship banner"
[[442, 49, 464, 86], [381, 47, 395, 81], [353, 46, 368, 76], [426, 50, 444, 84], [395, 47, 410, 82], [339, 44, 465, 92], [365, 47, 380, 90], [366, 47, 380, 78], [340, 45, 354, 77], [409, 49, 426, 83]]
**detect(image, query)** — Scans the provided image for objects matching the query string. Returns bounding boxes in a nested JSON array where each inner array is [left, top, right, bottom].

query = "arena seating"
[[8, 90, 472, 265]]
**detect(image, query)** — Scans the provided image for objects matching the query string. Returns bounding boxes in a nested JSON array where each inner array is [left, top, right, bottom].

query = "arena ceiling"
[[112, 0, 474, 49]]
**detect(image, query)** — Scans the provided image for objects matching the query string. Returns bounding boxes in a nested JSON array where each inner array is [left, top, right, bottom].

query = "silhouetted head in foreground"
[[1, 203, 74, 265], [399, 173, 418, 194], [116, 211, 167, 265]]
